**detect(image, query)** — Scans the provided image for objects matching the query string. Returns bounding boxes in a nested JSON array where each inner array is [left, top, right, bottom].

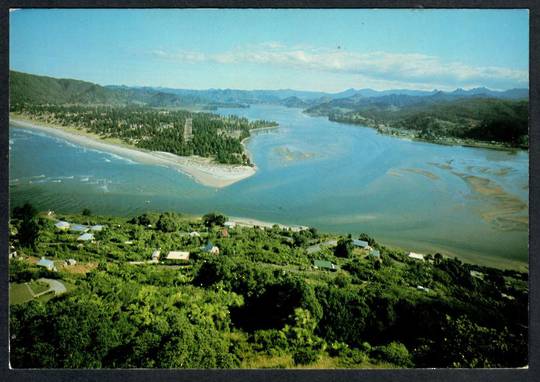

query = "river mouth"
[[9, 105, 529, 270]]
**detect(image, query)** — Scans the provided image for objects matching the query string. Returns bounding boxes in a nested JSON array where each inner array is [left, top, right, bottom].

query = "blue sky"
[[10, 8, 529, 92]]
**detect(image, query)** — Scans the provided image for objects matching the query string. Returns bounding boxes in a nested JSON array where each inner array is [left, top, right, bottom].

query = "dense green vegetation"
[[9, 206, 528, 368], [10, 70, 236, 108], [307, 96, 529, 148], [11, 104, 276, 165]]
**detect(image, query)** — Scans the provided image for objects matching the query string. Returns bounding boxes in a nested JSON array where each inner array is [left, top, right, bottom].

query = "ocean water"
[[9, 105, 529, 269]]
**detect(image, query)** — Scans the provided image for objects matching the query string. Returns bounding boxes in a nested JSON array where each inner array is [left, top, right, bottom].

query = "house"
[[66, 259, 77, 266], [166, 251, 190, 261], [152, 250, 161, 261], [417, 285, 429, 292], [37, 258, 56, 271], [224, 221, 236, 229], [313, 260, 338, 271], [203, 242, 220, 255], [221, 228, 229, 238], [352, 239, 369, 248], [9, 251, 17, 259], [70, 224, 89, 233], [55, 221, 70, 230], [369, 250, 381, 258], [77, 233, 94, 242], [408, 252, 425, 261], [90, 225, 104, 232], [189, 231, 201, 238]]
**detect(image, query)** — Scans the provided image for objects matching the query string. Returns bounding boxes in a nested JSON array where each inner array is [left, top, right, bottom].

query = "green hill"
[[307, 94, 529, 148], [9, 70, 201, 107], [9, 71, 124, 105]]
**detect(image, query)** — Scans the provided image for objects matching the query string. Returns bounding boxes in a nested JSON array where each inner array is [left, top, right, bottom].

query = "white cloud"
[[152, 43, 528, 90]]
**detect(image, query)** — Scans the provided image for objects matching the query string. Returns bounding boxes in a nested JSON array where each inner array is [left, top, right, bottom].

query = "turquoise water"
[[9, 105, 529, 269]]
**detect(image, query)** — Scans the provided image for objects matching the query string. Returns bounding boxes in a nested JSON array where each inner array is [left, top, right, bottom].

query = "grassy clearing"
[[9, 283, 34, 305], [28, 280, 49, 295]]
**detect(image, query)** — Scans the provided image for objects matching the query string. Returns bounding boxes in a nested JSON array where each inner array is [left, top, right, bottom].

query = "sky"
[[10, 8, 529, 92]]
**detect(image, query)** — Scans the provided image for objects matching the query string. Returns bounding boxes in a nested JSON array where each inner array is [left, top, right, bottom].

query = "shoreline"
[[10, 117, 257, 188], [307, 111, 527, 152]]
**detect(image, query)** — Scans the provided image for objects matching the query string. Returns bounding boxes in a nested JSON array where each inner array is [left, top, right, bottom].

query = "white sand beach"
[[10, 118, 256, 188], [229, 216, 308, 232]]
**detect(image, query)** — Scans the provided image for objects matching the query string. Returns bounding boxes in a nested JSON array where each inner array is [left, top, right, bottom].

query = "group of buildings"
[[54, 220, 104, 242]]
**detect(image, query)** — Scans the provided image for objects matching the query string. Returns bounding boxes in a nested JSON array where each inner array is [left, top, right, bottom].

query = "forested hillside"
[[10, 70, 217, 108], [8, 208, 528, 368], [307, 94, 529, 148]]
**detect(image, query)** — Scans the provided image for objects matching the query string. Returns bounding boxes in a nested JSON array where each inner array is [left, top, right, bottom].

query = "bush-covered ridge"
[[307, 96, 528, 148], [9, 207, 528, 368]]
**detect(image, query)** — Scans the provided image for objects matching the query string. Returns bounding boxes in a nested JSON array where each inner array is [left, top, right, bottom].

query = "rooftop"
[[352, 239, 369, 248], [77, 233, 94, 241]]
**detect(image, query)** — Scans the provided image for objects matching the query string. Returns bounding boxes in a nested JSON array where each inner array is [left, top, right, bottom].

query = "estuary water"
[[9, 105, 529, 270]]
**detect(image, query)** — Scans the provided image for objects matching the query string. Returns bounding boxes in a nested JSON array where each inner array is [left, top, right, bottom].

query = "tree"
[[334, 238, 353, 258], [359, 233, 376, 246], [371, 342, 414, 367], [156, 213, 179, 233], [82, 208, 92, 216], [18, 219, 40, 249], [12, 202, 37, 221], [292, 232, 308, 247], [202, 212, 227, 228]]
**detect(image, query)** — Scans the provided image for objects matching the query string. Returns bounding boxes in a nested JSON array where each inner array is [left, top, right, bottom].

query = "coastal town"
[[8, 205, 528, 368]]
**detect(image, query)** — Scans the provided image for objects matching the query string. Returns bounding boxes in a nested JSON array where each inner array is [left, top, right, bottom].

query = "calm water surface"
[[9, 105, 529, 269]]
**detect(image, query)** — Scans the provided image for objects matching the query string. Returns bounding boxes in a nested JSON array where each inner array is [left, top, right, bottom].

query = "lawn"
[[28, 280, 50, 295], [9, 283, 34, 305]]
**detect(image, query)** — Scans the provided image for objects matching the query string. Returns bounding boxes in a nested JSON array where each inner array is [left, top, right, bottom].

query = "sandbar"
[[10, 118, 256, 188]]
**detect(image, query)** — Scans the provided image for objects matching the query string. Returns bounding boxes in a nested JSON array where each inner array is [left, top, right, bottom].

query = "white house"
[[37, 258, 56, 271], [70, 224, 89, 233], [55, 221, 70, 230], [408, 252, 425, 261], [77, 233, 94, 242], [189, 231, 201, 238], [224, 221, 236, 229], [166, 251, 190, 261], [152, 250, 161, 261]]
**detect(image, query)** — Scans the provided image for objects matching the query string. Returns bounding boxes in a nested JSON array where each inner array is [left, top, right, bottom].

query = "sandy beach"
[[229, 216, 309, 232], [10, 118, 256, 188]]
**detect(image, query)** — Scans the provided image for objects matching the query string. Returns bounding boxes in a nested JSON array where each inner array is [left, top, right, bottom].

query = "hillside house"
[[166, 251, 190, 261], [408, 252, 425, 261], [70, 224, 89, 233], [152, 250, 161, 261], [313, 260, 338, 271], [203, 242, 220, 255], [352, 239, 369, 249], [369, 250, 381, 258], [37, 258, 56, 272], [77, 233, 94, 242], [55, 221, 70, 230]]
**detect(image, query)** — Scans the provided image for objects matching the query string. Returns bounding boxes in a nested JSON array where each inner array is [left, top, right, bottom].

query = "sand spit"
[[10, 118, 256, 188]]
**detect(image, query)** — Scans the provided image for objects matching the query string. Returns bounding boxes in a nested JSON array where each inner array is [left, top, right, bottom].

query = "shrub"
[[371, 341, 414, 367]]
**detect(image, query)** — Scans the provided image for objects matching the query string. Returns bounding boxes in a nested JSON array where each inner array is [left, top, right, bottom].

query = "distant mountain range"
[[9, 70, 528, 110]]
